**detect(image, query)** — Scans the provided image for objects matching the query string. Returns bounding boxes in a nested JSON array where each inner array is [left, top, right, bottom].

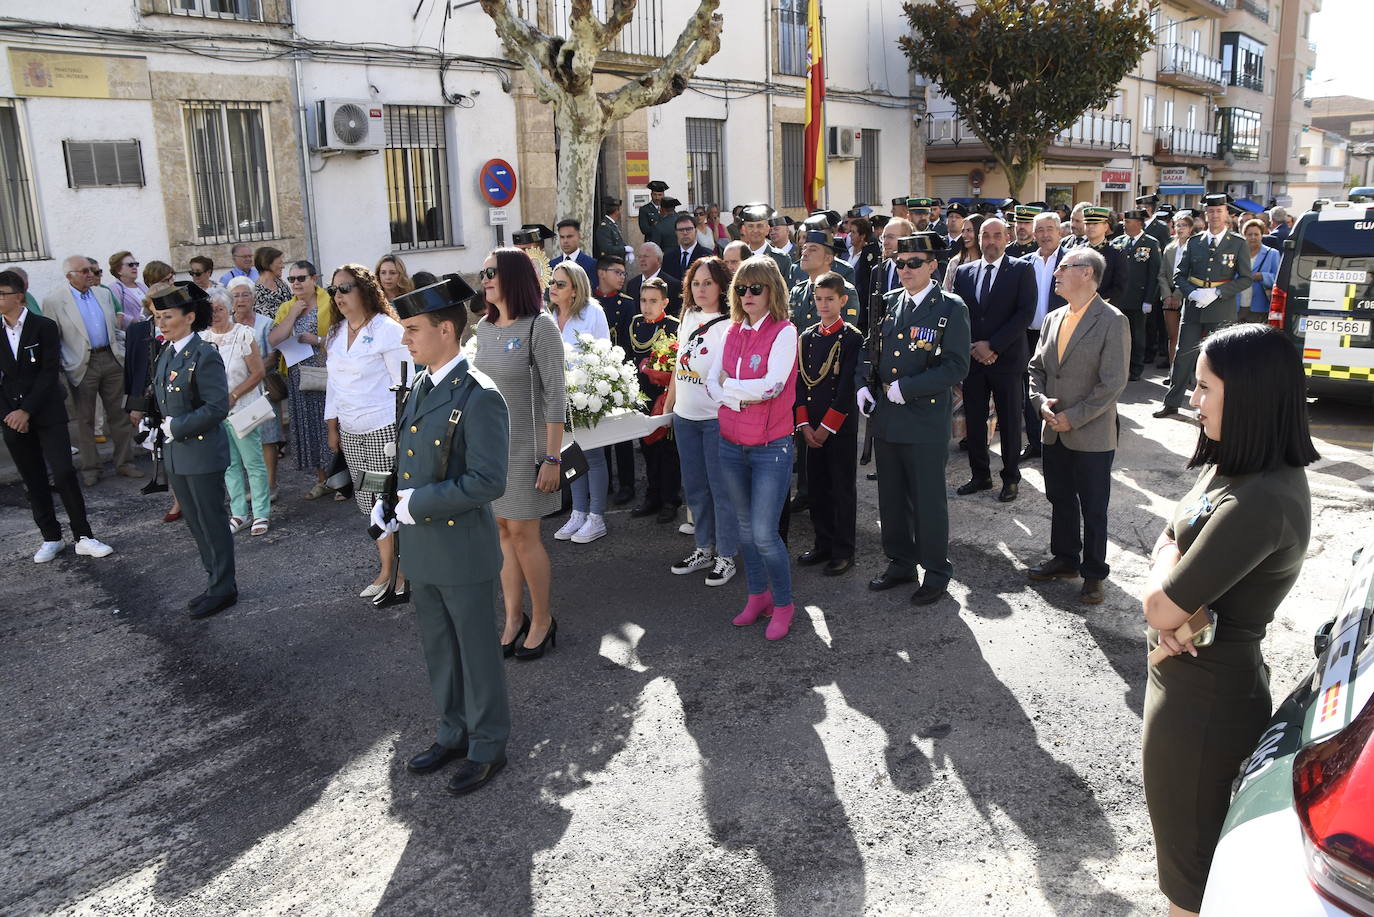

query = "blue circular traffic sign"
[[479, 159, 517, 207]]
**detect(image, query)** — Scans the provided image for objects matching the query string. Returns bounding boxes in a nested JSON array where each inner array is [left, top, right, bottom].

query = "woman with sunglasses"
[[324, 264, 409, 599], [269, 260, 336, 499], [109, 251, 147, 325], [701, 256, 799, 640], [472, 249, 567, 659], [548, 261, 612, 545]]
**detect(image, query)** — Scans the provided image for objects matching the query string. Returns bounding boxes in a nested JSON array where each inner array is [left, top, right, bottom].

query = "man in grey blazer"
[[1026, 246, 1129, 604], [42, 255, 138, 486]]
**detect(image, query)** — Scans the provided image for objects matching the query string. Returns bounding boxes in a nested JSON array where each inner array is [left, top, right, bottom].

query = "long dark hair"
[[326, 263, 399, 343], [483, 248, 543, 323], [963, 214, 985, 258], [1188, 324, 1319, 476], [682, 256, 732, 312]]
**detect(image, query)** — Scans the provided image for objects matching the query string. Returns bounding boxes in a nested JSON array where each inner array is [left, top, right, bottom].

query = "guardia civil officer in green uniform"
[[856, 232, 971, 606], [376, 276, 513, 796], [789, 231, 861, 329], [1006, 203, 1044, 258], [907, 198, 935, 232], [638, 180, 669, 240], [796, 211, 855, 284], [593, 195, 628, 261], [150, 283, 236, 618], [1112, 208, 1164, 380]]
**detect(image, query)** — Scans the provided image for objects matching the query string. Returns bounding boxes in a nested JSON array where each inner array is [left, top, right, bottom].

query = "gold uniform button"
[[434, 440, 441, 446], [196, 434, 204, 440], [402, 472, 411, 479], [424, 516, 432, 522], [447, 520, 454, 526], [406, 449, 414, 457], [893, 350, 900, 356], [409, 425, 417, 433]]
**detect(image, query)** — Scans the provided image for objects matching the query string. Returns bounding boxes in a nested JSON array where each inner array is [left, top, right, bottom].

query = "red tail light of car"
[[1294, 694, 1374, 917], [1269, 283, 1288, 329]]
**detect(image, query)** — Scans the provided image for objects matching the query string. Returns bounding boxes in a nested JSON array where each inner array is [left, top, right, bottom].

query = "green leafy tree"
[[900, 0, 1154, 200]]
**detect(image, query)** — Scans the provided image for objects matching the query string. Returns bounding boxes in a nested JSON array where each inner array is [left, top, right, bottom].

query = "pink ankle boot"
[[732, 591, 773, 626], [764, 603, 796, 640]]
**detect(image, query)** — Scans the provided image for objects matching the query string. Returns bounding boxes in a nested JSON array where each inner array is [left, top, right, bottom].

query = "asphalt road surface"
[[2, 373, 1371, 916]]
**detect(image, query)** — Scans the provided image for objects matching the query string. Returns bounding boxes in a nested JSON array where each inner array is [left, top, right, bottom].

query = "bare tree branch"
[[478, 0, 566, 105], [602, 0, 638, 38], [602, 0, 722, 120]]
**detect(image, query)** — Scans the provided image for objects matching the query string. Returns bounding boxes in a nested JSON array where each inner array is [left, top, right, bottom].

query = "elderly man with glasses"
[[1025, 247, 1130, 605], [42, 255, 140, 486], [217, 243, 259, 287]]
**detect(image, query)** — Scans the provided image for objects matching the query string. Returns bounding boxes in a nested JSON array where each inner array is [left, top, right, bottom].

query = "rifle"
[[859, 274, 887, 466], [135, 334, 169, 495], [362, 361, 409, 606]]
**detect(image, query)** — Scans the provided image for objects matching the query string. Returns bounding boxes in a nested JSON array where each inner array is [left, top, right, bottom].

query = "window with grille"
[[182, 101, 276, 244], [781, 122, 805, 208], [685, 118, 724, 209], [173, 0, 264, 20], [385, 105, 452, 251], [778, 0, 808, 77], [855, 129, 879, 205], [63, 140, 145, 188], [0, 100, 46, 261]]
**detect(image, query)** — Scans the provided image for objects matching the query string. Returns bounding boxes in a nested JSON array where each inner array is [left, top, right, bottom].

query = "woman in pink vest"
[[703, 257, 800, 640]]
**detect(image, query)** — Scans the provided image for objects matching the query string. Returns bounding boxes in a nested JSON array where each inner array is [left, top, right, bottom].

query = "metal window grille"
[[0, 100, 45, 261], [63, 140, 145, 188], [685, 118, 724, 209], [385, 105, 452, 251], [538, 0, 664, 58], [781, 122, 805, 208], [173, 0, 264, 21], [1218, 107, 1262, 161], [855, 129, 879, 205], [182, 101, 276, 244], [778, 0, 808, 77]]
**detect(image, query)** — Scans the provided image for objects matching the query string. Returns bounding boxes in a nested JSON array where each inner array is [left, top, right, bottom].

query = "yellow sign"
[[7, 49, 150, 100]]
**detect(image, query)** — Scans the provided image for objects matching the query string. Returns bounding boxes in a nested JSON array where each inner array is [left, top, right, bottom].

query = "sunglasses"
[[122, 261, 139, 269], [67, 267, 96, 275], [326, 282, 357, 296], [894, 257, 932, 269], [734, 283, 766, 296], [188, 269, 207, 278], [287, 275, 312, 283], [478, 267, 499, 280], [548, 279, 569, 290]]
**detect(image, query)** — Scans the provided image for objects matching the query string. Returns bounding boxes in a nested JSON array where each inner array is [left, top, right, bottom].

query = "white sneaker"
[[570, 514, 606, 544], [34, 540, 66, 563], [705, 555, 737, 587], [75, 536, 114, 558], [671, 547, 714, 575], [678, 521, 696, 535], [555, 511, 588, 541]]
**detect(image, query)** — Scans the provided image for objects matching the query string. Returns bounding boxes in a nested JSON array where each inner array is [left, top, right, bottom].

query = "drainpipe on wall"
[[764, 0, 775, 203], [288, 0, 320, 264]]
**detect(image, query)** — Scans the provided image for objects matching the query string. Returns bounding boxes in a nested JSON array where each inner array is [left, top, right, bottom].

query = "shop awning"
[[1234, 198, 1264, 213], [1158, 184, 1205, 195]]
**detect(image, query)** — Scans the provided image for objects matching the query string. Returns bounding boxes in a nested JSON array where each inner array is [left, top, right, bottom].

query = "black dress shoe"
[[501, 613, 531, 659], [1128, 372, 1142, 382], [868, 571, 915, 591], [613, 487, 636, 506], [630, 502, 660, 518], [797, 549, 830, 567], [407, 741, 467, 774], [1019, 445, 1042, 461], [655, 505, 678, 524], [998, 482, 1019, 503], [1028, 557, 1080, 581], [865, 472, 878, 481], [1080, 578, 1106, 605], [910, 581, 948, 606], [955, 478, 994, 496], [186, 591, 208, 610], [789, 494, 810, 513], [1152, 406, 1179, 418], [189, 591, 237, 619], [823, 557, 854, 576], [515, 618, 557, 660], [446, 757, 506, 796]]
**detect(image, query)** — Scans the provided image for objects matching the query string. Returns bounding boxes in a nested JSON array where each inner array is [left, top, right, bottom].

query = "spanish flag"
[[803, 0, 825, 213]]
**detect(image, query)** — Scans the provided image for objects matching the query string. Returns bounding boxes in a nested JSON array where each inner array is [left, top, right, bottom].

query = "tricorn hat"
[[740, 203, 774, 223], [1123, 209, 1150, 222], [891, 195, 909, 207], [647, 180, 669, 193], [1135, 193, 1160, 206], [895, 232, 948, 254], [512, 224, 554, 246], [802, 230, 839, 253], [661, 197, 682, 210], [601, 195, 622, 209], [1202, 192, 1232, 209], [150, 282, 209, 311], [944, 202, 970, 218], [807, 209, 843, 229], [392, 274, 478, 319]]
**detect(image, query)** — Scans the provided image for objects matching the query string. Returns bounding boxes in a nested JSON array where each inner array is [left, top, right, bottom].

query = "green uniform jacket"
[[1111, 233, 1163, 312], [154, 333, 230, 476], [789, 257, 854, 288], [858, 285, 972, 445], [396, 358, 510, 586], [593, 214, 627, 260], [638, 201, 663, 240], [789, 276, 861, 331], [1174, 230, 1252, 325]]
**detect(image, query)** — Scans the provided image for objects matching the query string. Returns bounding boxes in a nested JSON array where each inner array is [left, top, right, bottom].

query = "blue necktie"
[[980, 264, 994, 304]]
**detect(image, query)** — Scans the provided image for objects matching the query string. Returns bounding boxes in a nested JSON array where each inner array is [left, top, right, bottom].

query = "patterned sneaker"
[[570, 514, 606, 544], [705, 555, 737, 587], [671, 547, 714, 575], [555, 511, 587, 541]]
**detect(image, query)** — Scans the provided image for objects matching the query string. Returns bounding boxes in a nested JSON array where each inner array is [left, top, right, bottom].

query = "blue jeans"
[[570, 443, 608, 515], [719, 434, 793, 606], [674, 415, 738, 557]]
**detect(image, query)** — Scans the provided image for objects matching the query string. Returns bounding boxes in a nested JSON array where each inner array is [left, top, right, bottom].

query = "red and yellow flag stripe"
[[803, 0, 825, 213]]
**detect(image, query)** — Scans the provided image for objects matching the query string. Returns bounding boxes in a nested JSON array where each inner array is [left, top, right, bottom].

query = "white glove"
[[137, 419, 156, 453], [856, 386, 875, 416], [1188, 288, 1219, 307], [369, 499, 398, 539], [395, 488, 416, 525], [886, 380, 906, 405], [1142, 302, 1153, 315], [160, 416, 175, 440], [624, 245, 635, 264]]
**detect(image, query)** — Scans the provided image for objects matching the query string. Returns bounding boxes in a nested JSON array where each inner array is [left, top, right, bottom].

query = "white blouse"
[[323, 312, 407, 435], [702, 316, 798, 413], [555, 301, 611, 350]]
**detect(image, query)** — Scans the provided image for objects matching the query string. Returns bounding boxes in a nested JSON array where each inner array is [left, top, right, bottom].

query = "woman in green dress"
[[1141, 323, 1320, 916]]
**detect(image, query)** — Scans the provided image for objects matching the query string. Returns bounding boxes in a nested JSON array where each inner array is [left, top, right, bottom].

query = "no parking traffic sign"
[[479, 159, 517, 207]]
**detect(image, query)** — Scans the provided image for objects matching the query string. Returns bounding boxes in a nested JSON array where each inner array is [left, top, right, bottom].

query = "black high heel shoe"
[[373, 580, 411, 608], [502, 613, 531, 658], [514, 618, 557, 660]]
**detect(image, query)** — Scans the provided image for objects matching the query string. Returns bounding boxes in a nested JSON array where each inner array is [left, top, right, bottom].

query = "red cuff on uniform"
[[821, 408, 847, 432], [794, 406, 810, 427]]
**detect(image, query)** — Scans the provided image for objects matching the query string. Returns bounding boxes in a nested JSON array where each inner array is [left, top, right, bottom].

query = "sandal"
[[333, 491, 348, 502], [304, 481, 330, 500], [229, 515, 247, 535], [251, 518, 270, 536]]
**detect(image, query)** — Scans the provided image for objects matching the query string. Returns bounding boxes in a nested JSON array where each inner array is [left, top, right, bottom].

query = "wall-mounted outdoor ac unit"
[[827, 125, 862, 160], [312, 98, 385, 152]]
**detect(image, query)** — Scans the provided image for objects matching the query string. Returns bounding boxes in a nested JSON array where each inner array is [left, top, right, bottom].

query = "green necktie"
[[413, 375, 434, 407]]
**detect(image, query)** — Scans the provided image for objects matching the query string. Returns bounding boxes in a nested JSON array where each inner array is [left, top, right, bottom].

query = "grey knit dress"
[[472, 312, 568, 521]]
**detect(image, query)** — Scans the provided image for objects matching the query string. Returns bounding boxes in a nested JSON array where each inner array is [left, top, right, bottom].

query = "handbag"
[[263, 370, 288, 403], [227, 392, 274, 438], [526, 315, 587, 485], [298, 364, 328, 392]]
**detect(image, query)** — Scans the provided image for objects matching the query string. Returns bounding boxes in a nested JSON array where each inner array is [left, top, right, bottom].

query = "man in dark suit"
[[1111, 209, 1163, 381], [625, 243, 681, 315], [551, 218, 599, 279], [0, 270, 114, 563], [952, 217, 1038, 502], [666, 213, 713, 279], [1263, 206, 1291, 249]]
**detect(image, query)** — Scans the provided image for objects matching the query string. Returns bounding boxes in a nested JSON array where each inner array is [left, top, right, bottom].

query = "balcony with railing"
[[516, 0, 665, 60], [926, 111, 1131, 162], [1236, 0, 1270, 22], [1171, 0, 1230, 17], [1157, 43, 1224, 91], [1154, 126, 1221, 161]]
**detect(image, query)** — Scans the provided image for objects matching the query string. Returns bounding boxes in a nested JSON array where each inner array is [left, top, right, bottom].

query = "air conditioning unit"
[[312, 98, 385, 152], [827, 125, 862, 160]]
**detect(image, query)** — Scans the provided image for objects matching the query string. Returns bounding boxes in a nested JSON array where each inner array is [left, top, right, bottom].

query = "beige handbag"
[[297, 364, 328, 392], [228, 393, 274, 438]]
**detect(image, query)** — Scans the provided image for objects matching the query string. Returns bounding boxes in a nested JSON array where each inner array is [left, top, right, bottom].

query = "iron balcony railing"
[[521, 0, 665, 58], [927, 111, 1132, 151], [1236, 0, 1270, 22], [1158, 43, 1224, 87], [1156, 126, 1221, 159]]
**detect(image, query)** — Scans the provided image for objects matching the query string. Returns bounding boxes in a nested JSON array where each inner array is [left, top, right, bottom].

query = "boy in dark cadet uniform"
[[795, 272, 863, 576], [595, 254, 639, 504], [627, 278, 681, 522]]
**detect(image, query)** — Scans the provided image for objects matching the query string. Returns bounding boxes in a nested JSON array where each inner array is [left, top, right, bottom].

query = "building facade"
[[0, 0, 926, 298]]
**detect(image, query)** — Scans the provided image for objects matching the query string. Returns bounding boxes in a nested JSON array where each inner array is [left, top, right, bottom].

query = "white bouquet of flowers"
[[565, 333, 644, 429]]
